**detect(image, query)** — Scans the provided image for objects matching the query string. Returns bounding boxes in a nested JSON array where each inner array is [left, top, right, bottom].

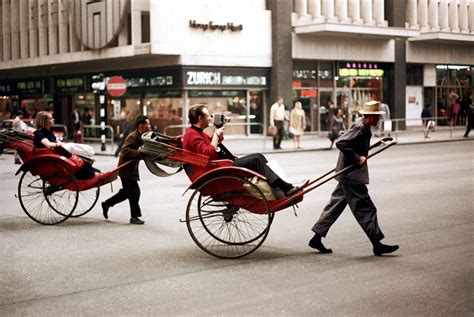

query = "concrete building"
[[0, 0, 473, 138]]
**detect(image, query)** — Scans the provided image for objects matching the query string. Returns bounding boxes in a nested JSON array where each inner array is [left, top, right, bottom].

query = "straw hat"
[[359, 100, 385, 115]]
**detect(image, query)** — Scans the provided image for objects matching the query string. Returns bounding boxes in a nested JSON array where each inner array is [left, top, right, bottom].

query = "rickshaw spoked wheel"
[[18, 160, 79, 225], [70, 186, 100, 218], [186, 175, 273, 259]]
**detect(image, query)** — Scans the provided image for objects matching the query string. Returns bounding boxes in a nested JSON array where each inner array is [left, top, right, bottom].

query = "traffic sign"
[[107, 76, 127, 97]]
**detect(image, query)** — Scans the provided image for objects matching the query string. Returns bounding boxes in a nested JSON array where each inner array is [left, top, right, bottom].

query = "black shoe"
[[309, 234, 332, 253], [373, 243, 399, 256], [101, 202, 109, 219], [130, 217, 145, 225], [285, 180, 309, 197]]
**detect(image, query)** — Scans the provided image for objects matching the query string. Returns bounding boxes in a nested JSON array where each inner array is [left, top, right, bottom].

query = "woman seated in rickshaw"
[[182, 104, 303, 197], [33, 111, 101, 180]]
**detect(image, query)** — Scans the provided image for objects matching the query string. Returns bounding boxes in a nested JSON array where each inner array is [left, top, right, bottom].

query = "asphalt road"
[[0, 141, 472, 316]]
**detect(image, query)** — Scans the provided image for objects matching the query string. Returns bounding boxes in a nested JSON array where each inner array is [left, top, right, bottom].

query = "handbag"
[[267, 125, 277, 137], [384, 120, 392, 132], [288, 126, 296, 138]]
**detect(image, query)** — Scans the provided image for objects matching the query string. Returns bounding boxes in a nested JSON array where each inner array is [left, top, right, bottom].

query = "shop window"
[[406, 64, 423, 86], [319, 62, 334, 88], [436, 65, 448, 86]]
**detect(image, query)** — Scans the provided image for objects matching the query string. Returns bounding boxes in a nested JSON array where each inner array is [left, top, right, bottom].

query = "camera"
[[212, 113, 231, 128]]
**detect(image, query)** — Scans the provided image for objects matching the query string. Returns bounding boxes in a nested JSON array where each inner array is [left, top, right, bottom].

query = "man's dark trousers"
[[312, 182, 385, 242], [273, 120, 284, 149], [104, 177, 142, 218], [233, 153, 280, 185]]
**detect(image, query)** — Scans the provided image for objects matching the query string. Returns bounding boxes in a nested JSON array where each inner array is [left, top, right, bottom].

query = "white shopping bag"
[[62, 143, 95, 159], [384, 120, 392, 133], [266, 160, 290, 183]]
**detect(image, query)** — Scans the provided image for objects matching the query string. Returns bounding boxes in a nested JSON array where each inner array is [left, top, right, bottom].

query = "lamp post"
[[91, 74, 107, 152]]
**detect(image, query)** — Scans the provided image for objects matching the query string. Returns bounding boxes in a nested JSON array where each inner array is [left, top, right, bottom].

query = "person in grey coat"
[[309, 101, 399, 256]]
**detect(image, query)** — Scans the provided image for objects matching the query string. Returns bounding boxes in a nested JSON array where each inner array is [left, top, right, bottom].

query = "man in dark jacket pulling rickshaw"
[[309, 101, 399, 256], [101, 115, 151, 224]]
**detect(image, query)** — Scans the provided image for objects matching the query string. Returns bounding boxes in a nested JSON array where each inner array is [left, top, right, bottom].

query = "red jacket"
[[183, 126, 222, 160]]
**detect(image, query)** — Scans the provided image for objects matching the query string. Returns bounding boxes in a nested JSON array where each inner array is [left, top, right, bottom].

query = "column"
[[29, 0, 38, 58], [428, 0, 440, 31], [439, 0, 449, 32], [418, 0, 429, 31], [361, 0, 374, 25], [459, 0, 469, 33], [348, 0, 363, 24], [2, 0, 11, 61], [373, 0, 387, 26], [335, 0, 350, 23], [131, 0, 141, 45], [11, 0, 19, 60], [38, 0, 48, 56], [58, 0, 68, 53], [118, 13, 128, 46], [308, 0, 325, 22], [69, 0, 80, 52], [294, 0, 308, 17], [469, 0, 474, 34], [19, 0, 29, 59], [322, 0, 338, 22], [406, 0, 418, 28], [0, 1, 3, 61], [449, 0, 459, 32], [48, 0, 58, 55]]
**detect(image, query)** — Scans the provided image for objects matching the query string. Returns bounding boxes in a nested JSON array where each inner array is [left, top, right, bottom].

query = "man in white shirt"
[[270, 97, 286, 150]]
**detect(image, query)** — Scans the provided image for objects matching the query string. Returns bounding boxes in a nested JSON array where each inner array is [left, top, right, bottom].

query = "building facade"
[[0, 0, 473, 137]]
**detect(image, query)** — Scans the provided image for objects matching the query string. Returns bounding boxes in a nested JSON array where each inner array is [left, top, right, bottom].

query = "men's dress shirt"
[[270, 103, 286, 125], [335, 120, 371, 184], [118, 130, 143, 181], [182, 126, 223, 160]]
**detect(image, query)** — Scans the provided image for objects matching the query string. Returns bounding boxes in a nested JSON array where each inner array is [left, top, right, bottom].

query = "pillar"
[[361, 0, 374, 25], [439, 0, 449, 32], [449, 0, 460, 32], [48, 0, 58, 55], [0, 1, 3, 61], [131, 0, 141, 45], [469, 0, 474, 34], [335, 0, 350, 23], [294, 0, 308, 17], [322, 0, 338, 22], [406, 0, 418, 28], [38, 0, 48, 56], [58, 0, 68, 53], [418, 0, 430, 31], [308, 0, 325, 22], [459, 0, 469, 33], [19, 0, 29, 59], [428, 0, 440, 31], [11, 0, 19, 60], [29, 0, 38, 58], [373, 0, 386, 26], [348, 0, 363, 24], [2, 0, 11, 61]]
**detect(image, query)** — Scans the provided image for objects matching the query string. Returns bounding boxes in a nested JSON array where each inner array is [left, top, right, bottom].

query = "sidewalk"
[[89, 126, 472, 156]]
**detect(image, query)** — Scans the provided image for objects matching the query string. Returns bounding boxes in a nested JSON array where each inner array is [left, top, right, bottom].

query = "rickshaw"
[[0, 129, 133, 225], [140, 132, 397, 259]]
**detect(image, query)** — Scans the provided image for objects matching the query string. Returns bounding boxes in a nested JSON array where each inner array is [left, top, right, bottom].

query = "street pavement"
[[0, 137, 472, 316]]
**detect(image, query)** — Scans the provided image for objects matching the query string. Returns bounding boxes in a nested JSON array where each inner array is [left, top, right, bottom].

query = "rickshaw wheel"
[[186, 175, 272, 259], [18, 160, 78, 225], [70, 186, 100, 217]]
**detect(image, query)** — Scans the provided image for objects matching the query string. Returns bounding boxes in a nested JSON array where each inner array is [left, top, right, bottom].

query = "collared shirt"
[[335, 120, 371, 184], [270, 103, 286, 125]]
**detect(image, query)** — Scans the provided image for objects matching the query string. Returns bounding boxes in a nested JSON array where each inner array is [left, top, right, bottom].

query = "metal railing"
[[82, 124, 115, 155], [384, 116, 465, 141]]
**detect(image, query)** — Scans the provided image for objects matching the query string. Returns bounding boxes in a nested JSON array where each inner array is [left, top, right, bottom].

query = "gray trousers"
[[312, 182, 384, 243]]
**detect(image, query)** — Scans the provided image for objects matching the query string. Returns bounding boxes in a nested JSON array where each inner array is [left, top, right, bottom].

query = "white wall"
[[407, 42, 474, 65], [150, 0, 271, 67], [406, 86, 423, 126]]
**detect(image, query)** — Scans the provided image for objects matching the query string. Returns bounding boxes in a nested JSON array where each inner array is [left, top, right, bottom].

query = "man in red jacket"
[[183, 104, 302, 196]]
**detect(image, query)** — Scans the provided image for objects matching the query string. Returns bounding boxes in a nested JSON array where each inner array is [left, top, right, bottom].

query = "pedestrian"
[[376, 100, 391, 137], [450, 99, 460, 126], [182, 104, 305, 197], [270, 97, 287, 150], [421, 104, 434, 139], [309, 100, 399, 256], [101, 115, 151, 225], [71, 106, 82, 143], [12, 110, 28, 164], [114, 111, 133, 157], [463, 103, 474, 138], [328, 108, 345, 149], [290, 101, 306, 150]]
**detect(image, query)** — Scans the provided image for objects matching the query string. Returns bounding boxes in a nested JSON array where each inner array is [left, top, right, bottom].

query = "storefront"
[[0, 80, 18, 121], [292, 61, 390, 132], [16, 78, 53, 118]]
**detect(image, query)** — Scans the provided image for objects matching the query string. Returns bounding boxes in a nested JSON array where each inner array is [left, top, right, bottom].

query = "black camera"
[[212, 113, 231, 128]]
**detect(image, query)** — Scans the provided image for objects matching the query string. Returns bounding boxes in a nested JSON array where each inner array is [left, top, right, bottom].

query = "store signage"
[[338, 63, 384, 77], [300, 89, 317, 97], [0, 82, 12, 94], [293, 70, 317, 80], [189, 90, 245, 98], [189, 20, 243, 32], [107, 76, 127, 97], [17, 80, 45, 94], [56, 77, 86, 92], [150, 75, 174, 87], [186, 71, 267, 87]]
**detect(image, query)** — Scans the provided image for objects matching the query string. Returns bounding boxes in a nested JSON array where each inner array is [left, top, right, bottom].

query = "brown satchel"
[[267, 126, 277, 136]]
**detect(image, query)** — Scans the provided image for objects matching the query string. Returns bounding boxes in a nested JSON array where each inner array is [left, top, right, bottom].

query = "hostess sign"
[[338, 62, 384, 77]]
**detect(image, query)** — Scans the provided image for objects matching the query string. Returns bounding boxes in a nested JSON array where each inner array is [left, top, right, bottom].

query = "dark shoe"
[[309, 234, 332, 253], [101, 202, 109, 219], [285, 180, 309, 197], [373, 243, 399, 256], [130, 217, 145, 225]]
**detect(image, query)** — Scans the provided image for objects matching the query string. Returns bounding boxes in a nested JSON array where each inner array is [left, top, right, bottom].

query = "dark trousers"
[[233, 153, 280, 185], [312, 182, 384, 243], [104, 177, 142, 218], [273, 120, 284, 149]]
